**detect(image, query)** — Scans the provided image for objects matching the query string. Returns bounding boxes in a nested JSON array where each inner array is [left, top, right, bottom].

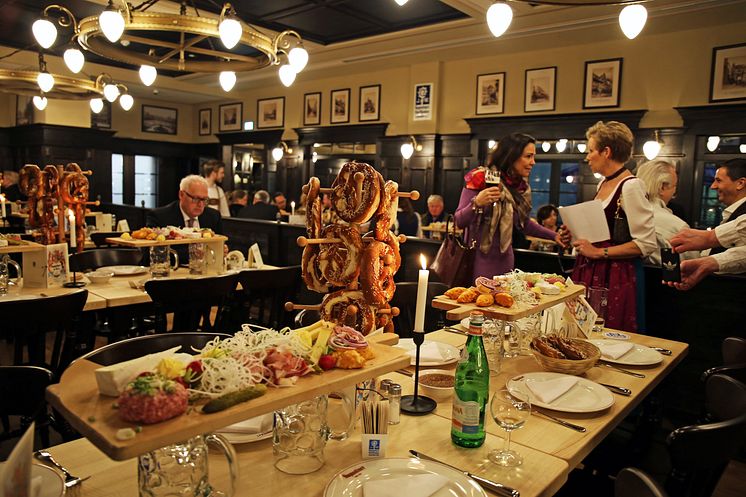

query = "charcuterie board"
[[432, 283, 586, 321], [105, 235, 227, 247], [46, 334, 407, 461]]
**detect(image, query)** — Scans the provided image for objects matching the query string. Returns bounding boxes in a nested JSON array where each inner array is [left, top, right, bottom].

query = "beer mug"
[[0, 254, 22, 295], [149, 246, 179, 278], [188, 242, 206, 275]]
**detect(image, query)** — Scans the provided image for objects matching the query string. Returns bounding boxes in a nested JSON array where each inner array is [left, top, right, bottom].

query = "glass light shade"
[[288, 47, 309, 72], [555, 139, 568, 153], [740, 144, 746, 154], [63, 48, 85, 73], [312, 151, 318, 163], [593, 172, 603, 180], [565, 175, 574, 184], [278, 64, 296, 87], [643, 140, 662, 160], [139, 64, 157, 86], [395, 0, 409, 5], [542, 141, 551, 152], [486, 2, 513, 38], [487, 139, 497, 149], [272, 147, 284, 161], [32, 18, 57, 49], [577, 143, 587, 153], [99, 8, 125, 43], [119, 93, 134, 111], [90, 98, 104, 113], [401, 142, 414, 160], [37, 72, 54, 93], [33, 95, 48, 110], [103, 83, 120, 102], [707, 136, 720, 152], [219, 71, 236, 91], [619, 5, 647, 40], [219, 17, 242, 49]]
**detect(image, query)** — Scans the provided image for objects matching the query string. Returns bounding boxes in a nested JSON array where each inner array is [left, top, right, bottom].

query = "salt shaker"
[[379, 379, 393, 395], [388, 384, 401, 425]]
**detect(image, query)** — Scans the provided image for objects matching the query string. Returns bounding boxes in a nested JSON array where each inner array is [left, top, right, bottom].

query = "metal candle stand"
[[400, 331, 436, 415]]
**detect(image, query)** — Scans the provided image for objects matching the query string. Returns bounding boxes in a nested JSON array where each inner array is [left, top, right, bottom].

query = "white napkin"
[[410, 342, 445, 362], [0, 422, 34, 497], [597, 341, 634, 360], [363, 474, 448, 497], [219, 414, 273, 434], [526, 377, 579, 404]]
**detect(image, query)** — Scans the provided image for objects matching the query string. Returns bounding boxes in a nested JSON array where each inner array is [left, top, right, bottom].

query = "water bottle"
[[451, 311, 490, 448]]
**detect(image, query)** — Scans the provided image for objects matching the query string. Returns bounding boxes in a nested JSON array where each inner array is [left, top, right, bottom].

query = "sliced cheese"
[[536, 281, 561, 295], [94, 346, 188, 397]]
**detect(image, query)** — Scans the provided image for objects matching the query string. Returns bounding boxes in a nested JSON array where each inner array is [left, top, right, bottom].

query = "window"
[[111, 154, 124, 204], [530, 161, 552, 217], [135, 155, 158, 208], [559, 162, 580, 208], [110, 154, 159, 206], [527, 159, 582, 218]]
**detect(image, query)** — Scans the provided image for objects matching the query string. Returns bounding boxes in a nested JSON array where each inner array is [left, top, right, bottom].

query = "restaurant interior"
[[0, 1, 745, 496]]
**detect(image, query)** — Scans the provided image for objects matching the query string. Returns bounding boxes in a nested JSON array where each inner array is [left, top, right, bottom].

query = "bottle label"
[[451, 396, 482, 434], [468, 325, 483, 336]]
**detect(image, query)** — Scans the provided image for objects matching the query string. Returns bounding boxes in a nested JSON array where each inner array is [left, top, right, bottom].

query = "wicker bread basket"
[[530, 338, 601, 375]]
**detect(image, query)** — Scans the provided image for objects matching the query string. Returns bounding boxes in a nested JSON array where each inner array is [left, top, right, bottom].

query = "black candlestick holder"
[[400, 331, 437, 415], [63, 244, 85, 288]]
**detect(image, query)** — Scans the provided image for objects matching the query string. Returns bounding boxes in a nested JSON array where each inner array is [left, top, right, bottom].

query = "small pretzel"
[[320, 290, 376, 335], [304, 177, 322, 239], [330, 162, 381, 224], [360, 240, 397, 304], [301, 245, 330, 293], [317, 224, 363, 287], [373, 179, 399, 241]]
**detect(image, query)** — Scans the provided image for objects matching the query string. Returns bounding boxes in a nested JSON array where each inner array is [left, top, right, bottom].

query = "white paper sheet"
[[559, 200, 610, 243]]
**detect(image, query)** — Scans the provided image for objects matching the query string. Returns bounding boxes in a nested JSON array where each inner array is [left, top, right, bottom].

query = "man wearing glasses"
[[147, 175, 223, 233]]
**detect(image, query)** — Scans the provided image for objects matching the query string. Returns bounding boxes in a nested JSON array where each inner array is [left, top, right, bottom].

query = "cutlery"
[[651, 347, 672, 356], [34, 450, 90, 488], [443, 326, 467, 335], [395, 368, 413, 377], [598, 383, 632, 396], [598, 363, 646, 378], [532, 410, 587, 432], [409, 450, 519, 497]]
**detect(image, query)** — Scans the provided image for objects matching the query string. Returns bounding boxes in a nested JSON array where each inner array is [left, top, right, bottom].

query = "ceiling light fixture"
[[401, 135, 423, 159], [642, 130, 662, 160], [118, 92, 134, 111], [486, 2, 513, 38], [218, 3, 242, 49], [619, 4, 648, 39], [219, 71, 236, 92], [103, 83, 119, 102], [90, 97, 104, 113], [63, 47, 85, 73], [33, 94, 48, 110], [278, 64, 297, 87], [740, 144, 746, 154], [555, 138, 568, 153], [139, 64, 157, 86], [488, 139, 497, 149], [272, 142, 293, 161], [288, 46, 309, 73], [32, 17, 57, 49], [99, 0, 126, 43], [395, 0, 409, 5]]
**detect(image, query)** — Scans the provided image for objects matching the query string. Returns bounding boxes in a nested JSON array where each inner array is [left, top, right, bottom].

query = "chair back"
[[389, 282, 449, 337], [0, 366, 53, 446], [615, 468, 668, 497], [144, 273, 239, 333], [294, 308, 321, 328], [69, 248, 143, 272], [233, 266, 301, 330], [90, 231, 125, 248], [722, 337, 746, 365], [704, 373, 746, 422]]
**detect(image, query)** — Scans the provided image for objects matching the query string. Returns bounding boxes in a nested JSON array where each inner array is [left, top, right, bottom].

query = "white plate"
[[99, 265, 148, 276], [217, 414, 273, 444], [0, 463, 65, 497], [507, 372, 614, 413], [588, 339, 662, 366], [324, 457, 487, 497], [394, 339, 460, 366]]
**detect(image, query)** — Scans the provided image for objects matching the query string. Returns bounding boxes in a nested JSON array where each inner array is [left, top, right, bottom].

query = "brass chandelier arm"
[[272, 30, 303, 65], [123, 34, 259, 64], [0, 69, 101, 99], [43, 4, 80, 34], [505, 0, 652, 6]]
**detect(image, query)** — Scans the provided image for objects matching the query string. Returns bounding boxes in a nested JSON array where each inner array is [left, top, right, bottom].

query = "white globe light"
[[219, 17, 242, 49], [593, 172, 603, 180], [740, 144, 746, 154], [312, 151, 318, 163], [565, 175, 574, 184], [99, 8, 125, 43], [401, 143, 414, 160], [707, 136, 720, 152], [119, 93, 134, 111], [486, 2, 513, 38], [619, 5, 647, 40], [542, 141, 551, 152], [643, 140, 662, 160], [577, 143, 587, 153], [219, 71, 236, 92], [487, 139, 497, 149], [139, 64, 157, 86], [272, 147, 284, 161], [37, 72, 54, 93], [278, 64, 297, 87], [90, 98, 104, 113], [288, 47, 309, 73], [32, 18, 57, 49], [103, 84, 120, 102], [555, 139, 567, 153], [33, 95, 48, 110], [395, 0, 409, 5], [63, 48, 85, 73]]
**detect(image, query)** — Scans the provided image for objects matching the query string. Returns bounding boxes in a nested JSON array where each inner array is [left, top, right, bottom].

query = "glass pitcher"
[[0, 254, 22, 295]]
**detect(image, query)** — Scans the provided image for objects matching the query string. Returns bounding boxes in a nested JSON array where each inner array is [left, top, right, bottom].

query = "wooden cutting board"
[[46, 333, 406, 461], [105, 235, 228, 247], [432, 283, 586, 321]]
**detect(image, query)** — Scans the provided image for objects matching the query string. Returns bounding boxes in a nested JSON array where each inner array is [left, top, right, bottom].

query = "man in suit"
[[237, 190, 280, 221]]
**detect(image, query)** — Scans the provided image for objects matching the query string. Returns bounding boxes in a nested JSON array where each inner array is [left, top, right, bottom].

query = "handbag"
[[429, 215, 474, 287], [612, 194, 632, 244]]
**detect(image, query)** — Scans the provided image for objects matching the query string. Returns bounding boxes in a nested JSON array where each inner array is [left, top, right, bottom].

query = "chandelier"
[[486, 1, 651, 40], [31, 1, 309, 91]]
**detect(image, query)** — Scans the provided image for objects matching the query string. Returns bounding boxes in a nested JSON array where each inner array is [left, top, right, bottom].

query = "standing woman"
[[571, 121, 656, 332], [455, 133, 565, 280]]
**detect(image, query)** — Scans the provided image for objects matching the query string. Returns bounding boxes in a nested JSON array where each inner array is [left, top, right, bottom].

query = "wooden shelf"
[[0, 241, 45, 254], [105, 235, 227, 248]]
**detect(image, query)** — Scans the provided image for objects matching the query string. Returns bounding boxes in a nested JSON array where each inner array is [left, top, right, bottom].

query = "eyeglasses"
[[182, 190, 209, 205]]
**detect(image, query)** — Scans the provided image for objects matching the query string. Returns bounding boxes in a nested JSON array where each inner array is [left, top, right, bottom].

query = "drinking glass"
[[586, 286, 608, 334], [489, 388, 531, 467], [482, 319, 503, 375], [189, 242, 206, 275], [149, 246, 179, 278]]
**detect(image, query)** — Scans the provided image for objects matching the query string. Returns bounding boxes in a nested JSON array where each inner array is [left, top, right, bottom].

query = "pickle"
[[202, 385, 268, 413]]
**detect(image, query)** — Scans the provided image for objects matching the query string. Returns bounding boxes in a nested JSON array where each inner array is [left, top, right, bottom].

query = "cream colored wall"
[[41, 100, 91, 127], [0, 93, 14, 127], [111, 97, 195, 143]]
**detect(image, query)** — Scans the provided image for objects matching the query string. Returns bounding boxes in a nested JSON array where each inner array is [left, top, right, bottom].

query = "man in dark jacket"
[[237, 190, 280, 221]]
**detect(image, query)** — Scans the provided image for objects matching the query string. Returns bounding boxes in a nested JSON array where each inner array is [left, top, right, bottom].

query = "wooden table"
[[9, 284, 107, 311]]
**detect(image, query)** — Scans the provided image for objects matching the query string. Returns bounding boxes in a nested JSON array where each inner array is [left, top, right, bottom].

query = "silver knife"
[[409, 450, 519, 497], [598, 383, 632, 396], [651, 347, 672, 356], [599, 362, 646, 378]]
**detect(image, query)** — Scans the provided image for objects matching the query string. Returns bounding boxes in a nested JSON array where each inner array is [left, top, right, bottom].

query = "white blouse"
[[646, 204, 700, 265], [598, 177, 657, 258]]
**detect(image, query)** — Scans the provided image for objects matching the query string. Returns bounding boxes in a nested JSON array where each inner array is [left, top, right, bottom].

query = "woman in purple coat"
[[455, 133, 566, 280]]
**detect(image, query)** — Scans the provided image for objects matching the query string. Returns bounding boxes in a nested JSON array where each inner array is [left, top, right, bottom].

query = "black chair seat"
[[722, 337, 746, 365], [231, 266, 301, 330], [0, 366, 54, 448], [69, 248, 143, 272]]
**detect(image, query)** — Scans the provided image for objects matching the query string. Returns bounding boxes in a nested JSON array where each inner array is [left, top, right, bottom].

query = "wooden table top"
[[9, 284, 107, 311]]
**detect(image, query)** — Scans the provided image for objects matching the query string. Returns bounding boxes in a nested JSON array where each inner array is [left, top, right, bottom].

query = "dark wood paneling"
[[215, 130, 284, 146], [294, 124, 388, 146], [676, 104, 746, 135]]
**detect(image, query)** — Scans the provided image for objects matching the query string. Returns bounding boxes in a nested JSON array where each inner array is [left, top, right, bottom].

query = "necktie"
[[187, 218, 195, 227]]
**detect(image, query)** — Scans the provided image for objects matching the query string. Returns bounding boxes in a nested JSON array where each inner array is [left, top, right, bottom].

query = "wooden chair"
[[389, 282, 449, 337], [701, 337, 746, 385], [69, 248, 143, 272], [231, 266, 301, 330], [615, 468, 668, 497], [0, 366, 54, 448]]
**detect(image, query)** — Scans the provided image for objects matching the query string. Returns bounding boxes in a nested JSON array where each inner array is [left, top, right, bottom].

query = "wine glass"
[[489, 388, 531, 467]]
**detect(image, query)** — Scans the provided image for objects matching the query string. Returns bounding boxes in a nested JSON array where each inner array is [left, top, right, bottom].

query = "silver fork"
[[34, 450, 90, 488]]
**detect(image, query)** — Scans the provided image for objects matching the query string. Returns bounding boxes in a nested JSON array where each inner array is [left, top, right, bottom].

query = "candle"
[[68, 209, 76, 248], [291, 201, 295, 216], [0, 194, 5, 220], [413, 253, 429, 333]]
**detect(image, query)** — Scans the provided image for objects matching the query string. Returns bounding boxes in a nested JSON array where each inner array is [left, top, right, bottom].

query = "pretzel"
[[320, 289, 376, 335], [303, 177, 322, 239], [60, 164, 90, 251], [372, 179, 399, 241], [317, 224, 363, 287], [19, 165, 43, 228], [331, 162, 381, 224], [360, 240, 397, 304], [376, 302, 396, 333], [301, 245, 330, 293]]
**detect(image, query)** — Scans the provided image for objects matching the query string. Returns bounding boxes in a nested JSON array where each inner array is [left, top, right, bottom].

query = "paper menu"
[[0, 422, 34, 497], [247, 243, 263, 268], [559, 200, 610, 243]]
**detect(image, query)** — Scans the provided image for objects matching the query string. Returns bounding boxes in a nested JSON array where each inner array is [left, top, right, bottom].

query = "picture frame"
[[710, 42, 746, 102], [257, 97, 284, 129], [15, 95, 34, 126], [359, 84, 381, 121], [524, 67, 556, 113], [583, 58, 623, 109], [330, 88, 350, 124], [476, 72, 505, 115], [413, 82, 433, 121], [198, 108, 212, 135], [219, 102, 242, 132], [303, 92, 321, 126], [141, 105, 177, 135], [91, 100, 112, 129]]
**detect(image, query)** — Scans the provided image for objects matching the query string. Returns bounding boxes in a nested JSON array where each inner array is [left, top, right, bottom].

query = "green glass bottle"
[[451, 311, 490, 448]]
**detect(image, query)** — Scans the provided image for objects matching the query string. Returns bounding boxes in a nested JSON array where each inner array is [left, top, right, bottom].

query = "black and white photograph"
[[304, 92, 321, 126], [91, 100, 112, 129], [199, 108, 211, 135], [710, 42, 746, 102], [257, 97, 284, 128], [331, 88, 350, 124], [219, 102, 242, 131], [583, 58, 622, 109], [476, 72, 505, 114], [141, 105, 178, 135], [524, 67, 556, 112], [15, 95, 34, 125], [413, 82, 433, 121], [359, 84, 380, 121]]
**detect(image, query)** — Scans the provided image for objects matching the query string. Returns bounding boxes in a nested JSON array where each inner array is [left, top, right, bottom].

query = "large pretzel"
[[373, 179, 399, 241], [360, 240, 397, 305], [317, 224, 363, 287], [303, 177, 322, 238], [331, 162, 381, 224], [320, 289, 376, 335], [19, 165, 43, 228], [301, 245, 329, 293], [60, 163, 89, 250]]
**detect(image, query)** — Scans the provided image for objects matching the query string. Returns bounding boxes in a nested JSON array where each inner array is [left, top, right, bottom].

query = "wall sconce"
[[707, 136, 720, 152], [643, 130, 663, 160], [740, 144, 746, 154], [576, 143, 587, 153], [487, 139, 497, 150], [555, 138, 568, 153], [272, 141, 292, 161], [541, 141, 551, 153], [401, 135, 422, 159]]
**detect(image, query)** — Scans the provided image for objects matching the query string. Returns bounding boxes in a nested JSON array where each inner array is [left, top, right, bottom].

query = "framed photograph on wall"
[[219, 103, 242, 132], [303, 92, 321, 126], [142, 105, 177, 135], [413, 82, 433, 121], [330, 88, 350, 124], [198, 108, 211, 135], [91, 100, 112, 129], [710, 43, 746, 102], [257, 97, 284, 128], [476, 72, 505, 115], [583, 58, 623, 109], [524, 67, 556, 112], [15, 95, 34, 125], [359, 84, 381, 121]]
